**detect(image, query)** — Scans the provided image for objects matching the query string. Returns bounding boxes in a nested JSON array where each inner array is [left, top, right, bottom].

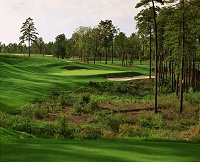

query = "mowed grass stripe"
[[1, 138, 200, 162]]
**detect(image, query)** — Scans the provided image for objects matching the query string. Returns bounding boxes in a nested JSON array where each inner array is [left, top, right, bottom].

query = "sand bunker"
[[107, 75, 155, 81]]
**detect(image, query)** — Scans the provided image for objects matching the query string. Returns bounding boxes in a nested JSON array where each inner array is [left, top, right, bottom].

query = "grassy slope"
[[1, 137, 200, 162], [0, 54, 148, 111], [1, 127, 199, 162]]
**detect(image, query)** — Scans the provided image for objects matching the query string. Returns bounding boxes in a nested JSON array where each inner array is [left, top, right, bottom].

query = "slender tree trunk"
[[188, 60, 191, 88], [105, 47, 108, 64], [193, 56, 197, 87], [180, 0, 185, 114], [171, 60, 174, 92], [28, 38, 31, 57], [149, 27, 152, 79], [122, 53, 124, 66], [152, 0, 158, 113], [176, 74, 179, 97], [180, 58, 184, 113], [112, 39, 114, 64]]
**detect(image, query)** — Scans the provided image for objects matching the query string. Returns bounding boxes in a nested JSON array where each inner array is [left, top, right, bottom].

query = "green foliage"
[[0, 112, 75, 138], [85, 80, 154, 99], [19, 17, 39, 56], [75, 124, 102, 139], [55, 115, 75, 139], [53, 34, 67, 59], [119, 124, 147, 137], [138, 113, 165, 129], [21, 105, 49, 119], [72, 94, 99, 114], [184, 88, 200, 104], [94, 112, 124, 132]]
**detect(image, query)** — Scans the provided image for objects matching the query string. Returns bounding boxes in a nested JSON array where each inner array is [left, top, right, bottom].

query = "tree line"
[[135, 0, 200, 113], [0, 18, 143, 65]]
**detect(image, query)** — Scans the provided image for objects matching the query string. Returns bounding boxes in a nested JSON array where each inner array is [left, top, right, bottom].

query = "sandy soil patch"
[[107, 75, 155, 81]]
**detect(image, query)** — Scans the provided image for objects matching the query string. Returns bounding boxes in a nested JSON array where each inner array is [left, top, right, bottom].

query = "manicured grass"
[[0, 54, 148, 111], [1, 137, 200, 162]]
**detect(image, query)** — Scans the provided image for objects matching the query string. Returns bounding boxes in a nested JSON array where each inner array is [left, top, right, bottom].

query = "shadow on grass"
[[1, 139, 200, 162]]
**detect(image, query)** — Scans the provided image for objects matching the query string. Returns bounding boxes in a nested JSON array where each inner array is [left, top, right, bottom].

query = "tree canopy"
[[19, 17, 38, 57]]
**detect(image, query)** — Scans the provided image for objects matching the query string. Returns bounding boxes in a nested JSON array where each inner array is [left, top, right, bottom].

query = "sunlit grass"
[[0, 54, 148, 111], [1, 136, 199, 162]]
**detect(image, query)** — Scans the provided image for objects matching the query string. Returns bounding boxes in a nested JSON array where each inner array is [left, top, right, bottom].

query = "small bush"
[[102, 130, 116, 139], [94, 112, 124, 132], [55, 115, 75, 139], [119, 123, 146, 137], [72, 93, 99, 114], [80, 93, 90, 106], [137, 113, 165, 129], [75, 124, 102, 139], [32, 97, 45, 104], [21, 105, 49, 119], [184, 89, 200, 104]]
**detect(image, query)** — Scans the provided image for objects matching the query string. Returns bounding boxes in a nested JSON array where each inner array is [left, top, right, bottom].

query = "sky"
[[0, 0, 142, 45]]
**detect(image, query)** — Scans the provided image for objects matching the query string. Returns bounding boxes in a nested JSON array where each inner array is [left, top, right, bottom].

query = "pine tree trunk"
[[176, 74, 179, 97], [180, 0, 185, 114], [180, 58, 184, 114], [152, 0, 158, 113], [112, 39, 114, 64], [149, 27, 152, 79], [28, 38, 31, 57], [171, 61, 174, 92]]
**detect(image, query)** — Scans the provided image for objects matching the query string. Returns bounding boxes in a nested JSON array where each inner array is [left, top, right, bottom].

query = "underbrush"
[[84, 80, 154, 99], [1, 80, 200, 141]]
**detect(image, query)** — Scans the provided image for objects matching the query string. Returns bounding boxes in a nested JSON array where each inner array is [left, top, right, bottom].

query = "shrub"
[[21, 105, 49, 119], [119, 123, 147, 137], [184, 88, 200, 104], [137, 113, 165, 129], [32, 97, 45, 104], [31, 122, 56, 136], [72, 93, 99, 114], [55, 115, 75, 139], [94, 112, 124, 132], [80, 93, 90, 106], [102, 130, 116, 139], [75, 124, 102, 139]]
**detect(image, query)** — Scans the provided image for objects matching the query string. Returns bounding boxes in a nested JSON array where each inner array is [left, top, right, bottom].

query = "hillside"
[[0, 54, 147, 111]]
